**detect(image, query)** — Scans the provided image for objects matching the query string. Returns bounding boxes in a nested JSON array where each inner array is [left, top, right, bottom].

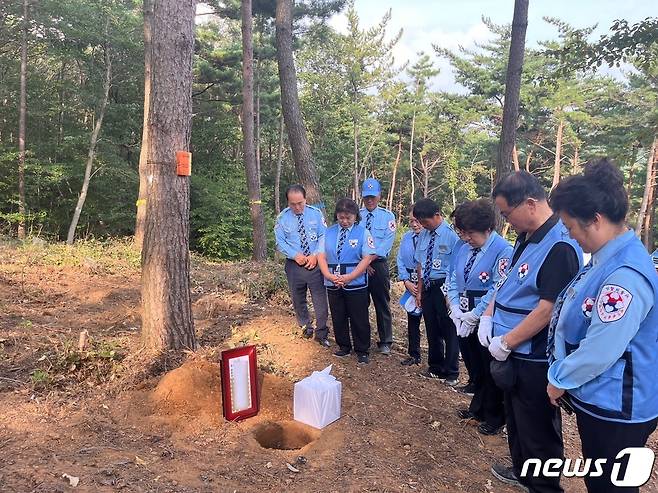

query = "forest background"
[[1, 0, 657, 260]]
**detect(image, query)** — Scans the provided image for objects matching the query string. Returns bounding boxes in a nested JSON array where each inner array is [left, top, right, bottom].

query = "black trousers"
[[284, 260, 329, 339], [576, 409, 658, 493], [468, 343, 505, 428], [505, 358, 564, 493], [421, 282, 458, 378], [458, 330, 485, 387], [367, 259, 392, 345], [327, 287, 371, 356], [407, 312, 422, 360]]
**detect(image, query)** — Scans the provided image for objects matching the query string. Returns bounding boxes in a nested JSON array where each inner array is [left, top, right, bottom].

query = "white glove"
[[460, 310, 479, 336], [450, 304, 464, 336], [478, 315, 493, 347], [489, 336, 512, 361]]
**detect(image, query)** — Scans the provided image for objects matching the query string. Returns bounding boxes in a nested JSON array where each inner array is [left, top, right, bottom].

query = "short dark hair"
[[285, 184, 306, 200], [412, 198, 441, 219], [333, 198, 361, 223], [492, 171, 546, 207], [453, 199, 496, 232], [550, 158, 628, 224]]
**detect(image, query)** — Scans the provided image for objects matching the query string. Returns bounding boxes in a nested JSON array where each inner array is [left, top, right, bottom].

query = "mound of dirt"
[[150, 359, 222, 418]]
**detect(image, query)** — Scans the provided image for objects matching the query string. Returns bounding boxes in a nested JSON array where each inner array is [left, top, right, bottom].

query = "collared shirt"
[[317, 224, 376, 258], [548, 230, 653, 390], [447, 233, 513, 315], [413, 221, 459, 280], [360, 205, 396, 258], [274, 205, 326, 259], [512, 214, 581, 302], [397, 230, 421, 281]]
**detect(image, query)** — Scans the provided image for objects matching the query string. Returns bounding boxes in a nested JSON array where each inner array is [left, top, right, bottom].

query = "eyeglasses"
[[499, 198, 537, 220]]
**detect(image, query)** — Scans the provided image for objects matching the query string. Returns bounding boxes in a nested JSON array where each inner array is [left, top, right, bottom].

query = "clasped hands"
[[294, 253, 318, 270]]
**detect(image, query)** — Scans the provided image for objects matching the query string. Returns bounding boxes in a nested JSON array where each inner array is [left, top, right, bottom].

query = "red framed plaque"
[[220, 345, 259, 421]]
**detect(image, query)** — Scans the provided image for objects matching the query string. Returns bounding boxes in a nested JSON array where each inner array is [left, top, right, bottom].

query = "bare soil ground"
[[0, 240, 656, 493]]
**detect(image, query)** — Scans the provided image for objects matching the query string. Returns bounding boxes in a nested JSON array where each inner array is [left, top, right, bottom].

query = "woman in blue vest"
[[396, 210, 424, 365], [318, 198, 377, 364], [548, 158, 658, 493], [448, 199, 513, 435]]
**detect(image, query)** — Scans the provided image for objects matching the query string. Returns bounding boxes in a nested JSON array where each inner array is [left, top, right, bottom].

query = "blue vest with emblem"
[[493, 220, 582, 360], [455, 232, 510, 311], [324, 224, 368, 291], [399, 231, 419, 284], [557, 235, 658, 422]]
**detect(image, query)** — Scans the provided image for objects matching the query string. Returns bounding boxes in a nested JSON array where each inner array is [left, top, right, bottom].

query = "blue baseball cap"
[[362, 178, 381, 197]]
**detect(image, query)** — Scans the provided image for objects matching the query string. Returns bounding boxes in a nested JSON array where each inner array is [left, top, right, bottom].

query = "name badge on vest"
[[309, 233, 317, 242], [432, 258, 441, 269], [334, 264, 341, 276], [410, 271, 418, 283], [459, 295, 469, 311]]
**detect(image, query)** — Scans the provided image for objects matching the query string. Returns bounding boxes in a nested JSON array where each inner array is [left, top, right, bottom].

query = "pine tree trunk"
[[255, 55, 261, 180], [275, 114, 284, 215], [496, 0, 528, 182], [642, 142, 658, 248], [387, 134, 402, 210], [636, 135, 658, 237], [552, 117, 564, 188], [409, 110, 416, 202], [275, 0, 322, 205], [140, 0, 196, 351], [17, 0, 28, 239], [353, 120, 359, 199], [134, 0, 153, 250], [57, 62, 66, 147], [242, 0, 267, 260], [66, 40, 111, 245]]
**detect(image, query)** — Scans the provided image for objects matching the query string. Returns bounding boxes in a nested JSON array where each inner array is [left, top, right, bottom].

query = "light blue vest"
[[557, 236, 658, 422], [399, 231, 419, 283], [455, 232, 509, 311], [324, 224, 368, 291], [493, 220, 582, 360]]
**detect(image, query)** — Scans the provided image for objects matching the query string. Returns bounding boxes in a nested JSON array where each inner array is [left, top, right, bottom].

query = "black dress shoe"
[[478, 422, 503, 436], [334, 348, 351, 357], [317, 338, 330, 348], [302, 325, 314, 339], [401, 357, 421, 366], [357, 354, 369, 364], [491, 463, 527, 490], [457, 382, 477, 395], [456, 409, 482, 421]]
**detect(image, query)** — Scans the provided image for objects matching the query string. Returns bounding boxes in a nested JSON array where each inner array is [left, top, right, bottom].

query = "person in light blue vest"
[[396, 210, 424, 365], [447, 199, 512, 436], [318, 198, 377, 364], [548, 159, 658, 493], [480, 171, 582, 493], [360, 178, 397, 355], [274, 184, 330, 346]]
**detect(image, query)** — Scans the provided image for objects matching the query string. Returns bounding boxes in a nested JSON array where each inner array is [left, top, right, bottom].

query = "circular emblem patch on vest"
[[498, 258, 509, 276], [581, 297, 595, 318], [309, 233, 317, 242], [432, 258, 442, 269], [518, 263, 530, 279], [479, 271, 490, 283], [597, 285, 633, 322], [350, 239, 359, 248]]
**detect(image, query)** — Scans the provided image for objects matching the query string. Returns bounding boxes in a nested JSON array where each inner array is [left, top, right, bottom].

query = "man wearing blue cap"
[[360, 178, 397, 354]]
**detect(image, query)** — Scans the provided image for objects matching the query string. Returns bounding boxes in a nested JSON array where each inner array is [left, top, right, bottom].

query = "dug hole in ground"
[[0, 240, 656, 492]]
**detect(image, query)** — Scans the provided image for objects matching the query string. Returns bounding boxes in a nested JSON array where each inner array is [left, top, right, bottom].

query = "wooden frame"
[[220, 345, 259, 421]]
